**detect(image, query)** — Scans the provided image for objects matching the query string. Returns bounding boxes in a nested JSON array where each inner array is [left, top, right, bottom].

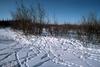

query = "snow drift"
[[0, 28, 100, 67]]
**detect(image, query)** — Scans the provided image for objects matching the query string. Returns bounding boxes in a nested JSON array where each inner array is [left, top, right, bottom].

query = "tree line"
[[0, 0, 100, 36]]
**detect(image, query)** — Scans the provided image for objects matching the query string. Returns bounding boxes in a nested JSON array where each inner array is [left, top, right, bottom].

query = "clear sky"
[[0, 0, 100, 24]]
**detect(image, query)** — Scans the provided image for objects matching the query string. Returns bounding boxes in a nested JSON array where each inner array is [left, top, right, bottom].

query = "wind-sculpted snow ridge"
[[0, 28, 100, 67]]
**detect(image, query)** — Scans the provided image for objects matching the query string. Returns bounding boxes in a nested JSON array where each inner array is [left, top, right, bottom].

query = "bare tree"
[[30, 5, 37, 23], [36, 3, 45, 24], [11, 0, 32, 34], [11, 0, 31, 21]]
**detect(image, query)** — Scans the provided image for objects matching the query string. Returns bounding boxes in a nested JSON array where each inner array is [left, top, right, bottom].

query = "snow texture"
[[0, 28, 100, 67]]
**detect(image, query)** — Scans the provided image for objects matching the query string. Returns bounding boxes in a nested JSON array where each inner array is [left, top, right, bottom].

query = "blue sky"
[[0, 0, 100, 24]]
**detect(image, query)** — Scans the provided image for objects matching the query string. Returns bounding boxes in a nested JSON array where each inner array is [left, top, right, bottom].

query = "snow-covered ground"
[[0, 28, 100, 67]]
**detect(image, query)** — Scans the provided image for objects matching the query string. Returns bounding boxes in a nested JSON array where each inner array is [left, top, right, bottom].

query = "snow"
[[41, 28, 51, 36], [0, 28, 100, 67]]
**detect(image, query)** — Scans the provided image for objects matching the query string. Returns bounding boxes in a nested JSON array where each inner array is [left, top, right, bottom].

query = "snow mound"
[[0, 28, 100, 67]]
